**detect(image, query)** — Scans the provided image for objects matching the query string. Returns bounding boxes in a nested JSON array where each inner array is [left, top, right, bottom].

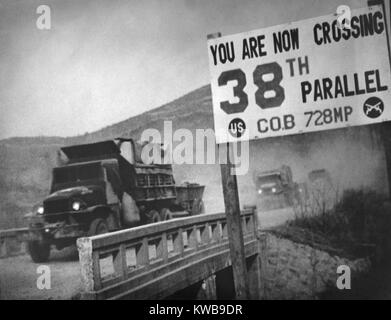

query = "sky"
[[0, 0, 374, 139]]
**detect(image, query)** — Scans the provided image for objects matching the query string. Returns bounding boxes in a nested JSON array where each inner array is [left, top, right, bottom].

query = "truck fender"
[[122, 193, 141, 225], [87, 205, 110, 214]]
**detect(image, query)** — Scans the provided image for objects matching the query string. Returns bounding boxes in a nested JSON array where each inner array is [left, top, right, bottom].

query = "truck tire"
[[88, 218, 109, 236], [146, 210, 161, 224], [28, 240, 50, 263], [160, 208, 173, 220]]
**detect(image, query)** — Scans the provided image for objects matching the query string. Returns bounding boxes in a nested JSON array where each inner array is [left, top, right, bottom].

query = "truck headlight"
[[37, 206, 44, 215], [258, 189, 263, 194], [271, 187, 277, 193], [72, 201, 81, 211]]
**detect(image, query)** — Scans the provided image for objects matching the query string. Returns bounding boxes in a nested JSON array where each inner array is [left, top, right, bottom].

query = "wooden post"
[[247, 255, 261, 300], [208, 31, 250, 300], [220, 142, 250, 299], [368, 0, 391, 199]]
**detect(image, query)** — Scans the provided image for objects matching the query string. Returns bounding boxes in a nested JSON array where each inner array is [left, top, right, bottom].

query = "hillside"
[[1, 84, 213, 146], [0, 84, 225, 229]]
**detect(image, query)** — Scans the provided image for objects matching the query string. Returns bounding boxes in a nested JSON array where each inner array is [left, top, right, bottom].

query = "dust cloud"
[[174, 125, 388, 219]]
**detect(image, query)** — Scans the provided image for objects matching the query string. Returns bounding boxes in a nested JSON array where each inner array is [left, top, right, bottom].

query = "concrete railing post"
[[77, 237, 95, 293]]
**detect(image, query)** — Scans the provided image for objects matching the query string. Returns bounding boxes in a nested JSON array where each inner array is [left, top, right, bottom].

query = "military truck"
[[254, 165, 301, 210], [25, 139, 205, 262]]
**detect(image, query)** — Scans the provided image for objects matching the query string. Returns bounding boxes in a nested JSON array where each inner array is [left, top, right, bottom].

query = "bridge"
[[0, 207, 264, 300]]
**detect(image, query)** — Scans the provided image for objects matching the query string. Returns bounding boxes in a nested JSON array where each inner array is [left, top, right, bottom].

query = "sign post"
[[368, 0, 391, 200], [207, 32, 250, 300], [220, 142, 250, 300]]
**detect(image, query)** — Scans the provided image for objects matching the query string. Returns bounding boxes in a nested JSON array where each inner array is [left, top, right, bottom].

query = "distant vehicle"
[[25, 138, 205, 262], [254, 165, 301, 211], [308, 169, 332, 186]]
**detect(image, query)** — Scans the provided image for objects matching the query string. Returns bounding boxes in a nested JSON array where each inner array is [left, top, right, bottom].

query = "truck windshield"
[[257, 174, 281, 188], [53, 163, 102, 184]]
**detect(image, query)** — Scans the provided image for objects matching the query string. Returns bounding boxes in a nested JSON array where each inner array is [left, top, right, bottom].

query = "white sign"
[[207, 5, 391, 143]]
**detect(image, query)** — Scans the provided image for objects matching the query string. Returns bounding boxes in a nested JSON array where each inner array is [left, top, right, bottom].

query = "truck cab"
[[256, 173, 285, 196], [255, 165, 300, 211], [27, 144, 128, 262]]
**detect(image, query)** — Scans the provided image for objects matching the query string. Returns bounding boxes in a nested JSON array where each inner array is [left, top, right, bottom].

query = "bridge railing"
[[0, 228, 29, 258], [77, 207, 259, 300]]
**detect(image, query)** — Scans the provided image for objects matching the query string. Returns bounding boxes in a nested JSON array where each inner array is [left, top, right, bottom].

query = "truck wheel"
[[88, 218, 109, 236], [146, 210, 161, 224], [28, 240, 50, 263], [160, 208, 173, 220]]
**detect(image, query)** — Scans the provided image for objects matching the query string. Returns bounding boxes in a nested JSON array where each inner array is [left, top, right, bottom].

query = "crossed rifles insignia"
[[364, 97, 384, 119]]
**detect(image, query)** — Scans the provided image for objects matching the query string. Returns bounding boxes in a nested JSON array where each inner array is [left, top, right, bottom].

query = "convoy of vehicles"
[[255, 166, 333, 213], [25, 138, 205, 262], [24, 135, 335, 263]]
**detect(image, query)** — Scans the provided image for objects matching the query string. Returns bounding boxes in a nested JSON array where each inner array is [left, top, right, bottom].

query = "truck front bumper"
[[27, 222, 87, 241]]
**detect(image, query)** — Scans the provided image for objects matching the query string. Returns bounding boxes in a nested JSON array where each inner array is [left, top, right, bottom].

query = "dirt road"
[[0, 247, 81, 300], [0, 243, 163, 299], [257, 207, 296, 229]]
